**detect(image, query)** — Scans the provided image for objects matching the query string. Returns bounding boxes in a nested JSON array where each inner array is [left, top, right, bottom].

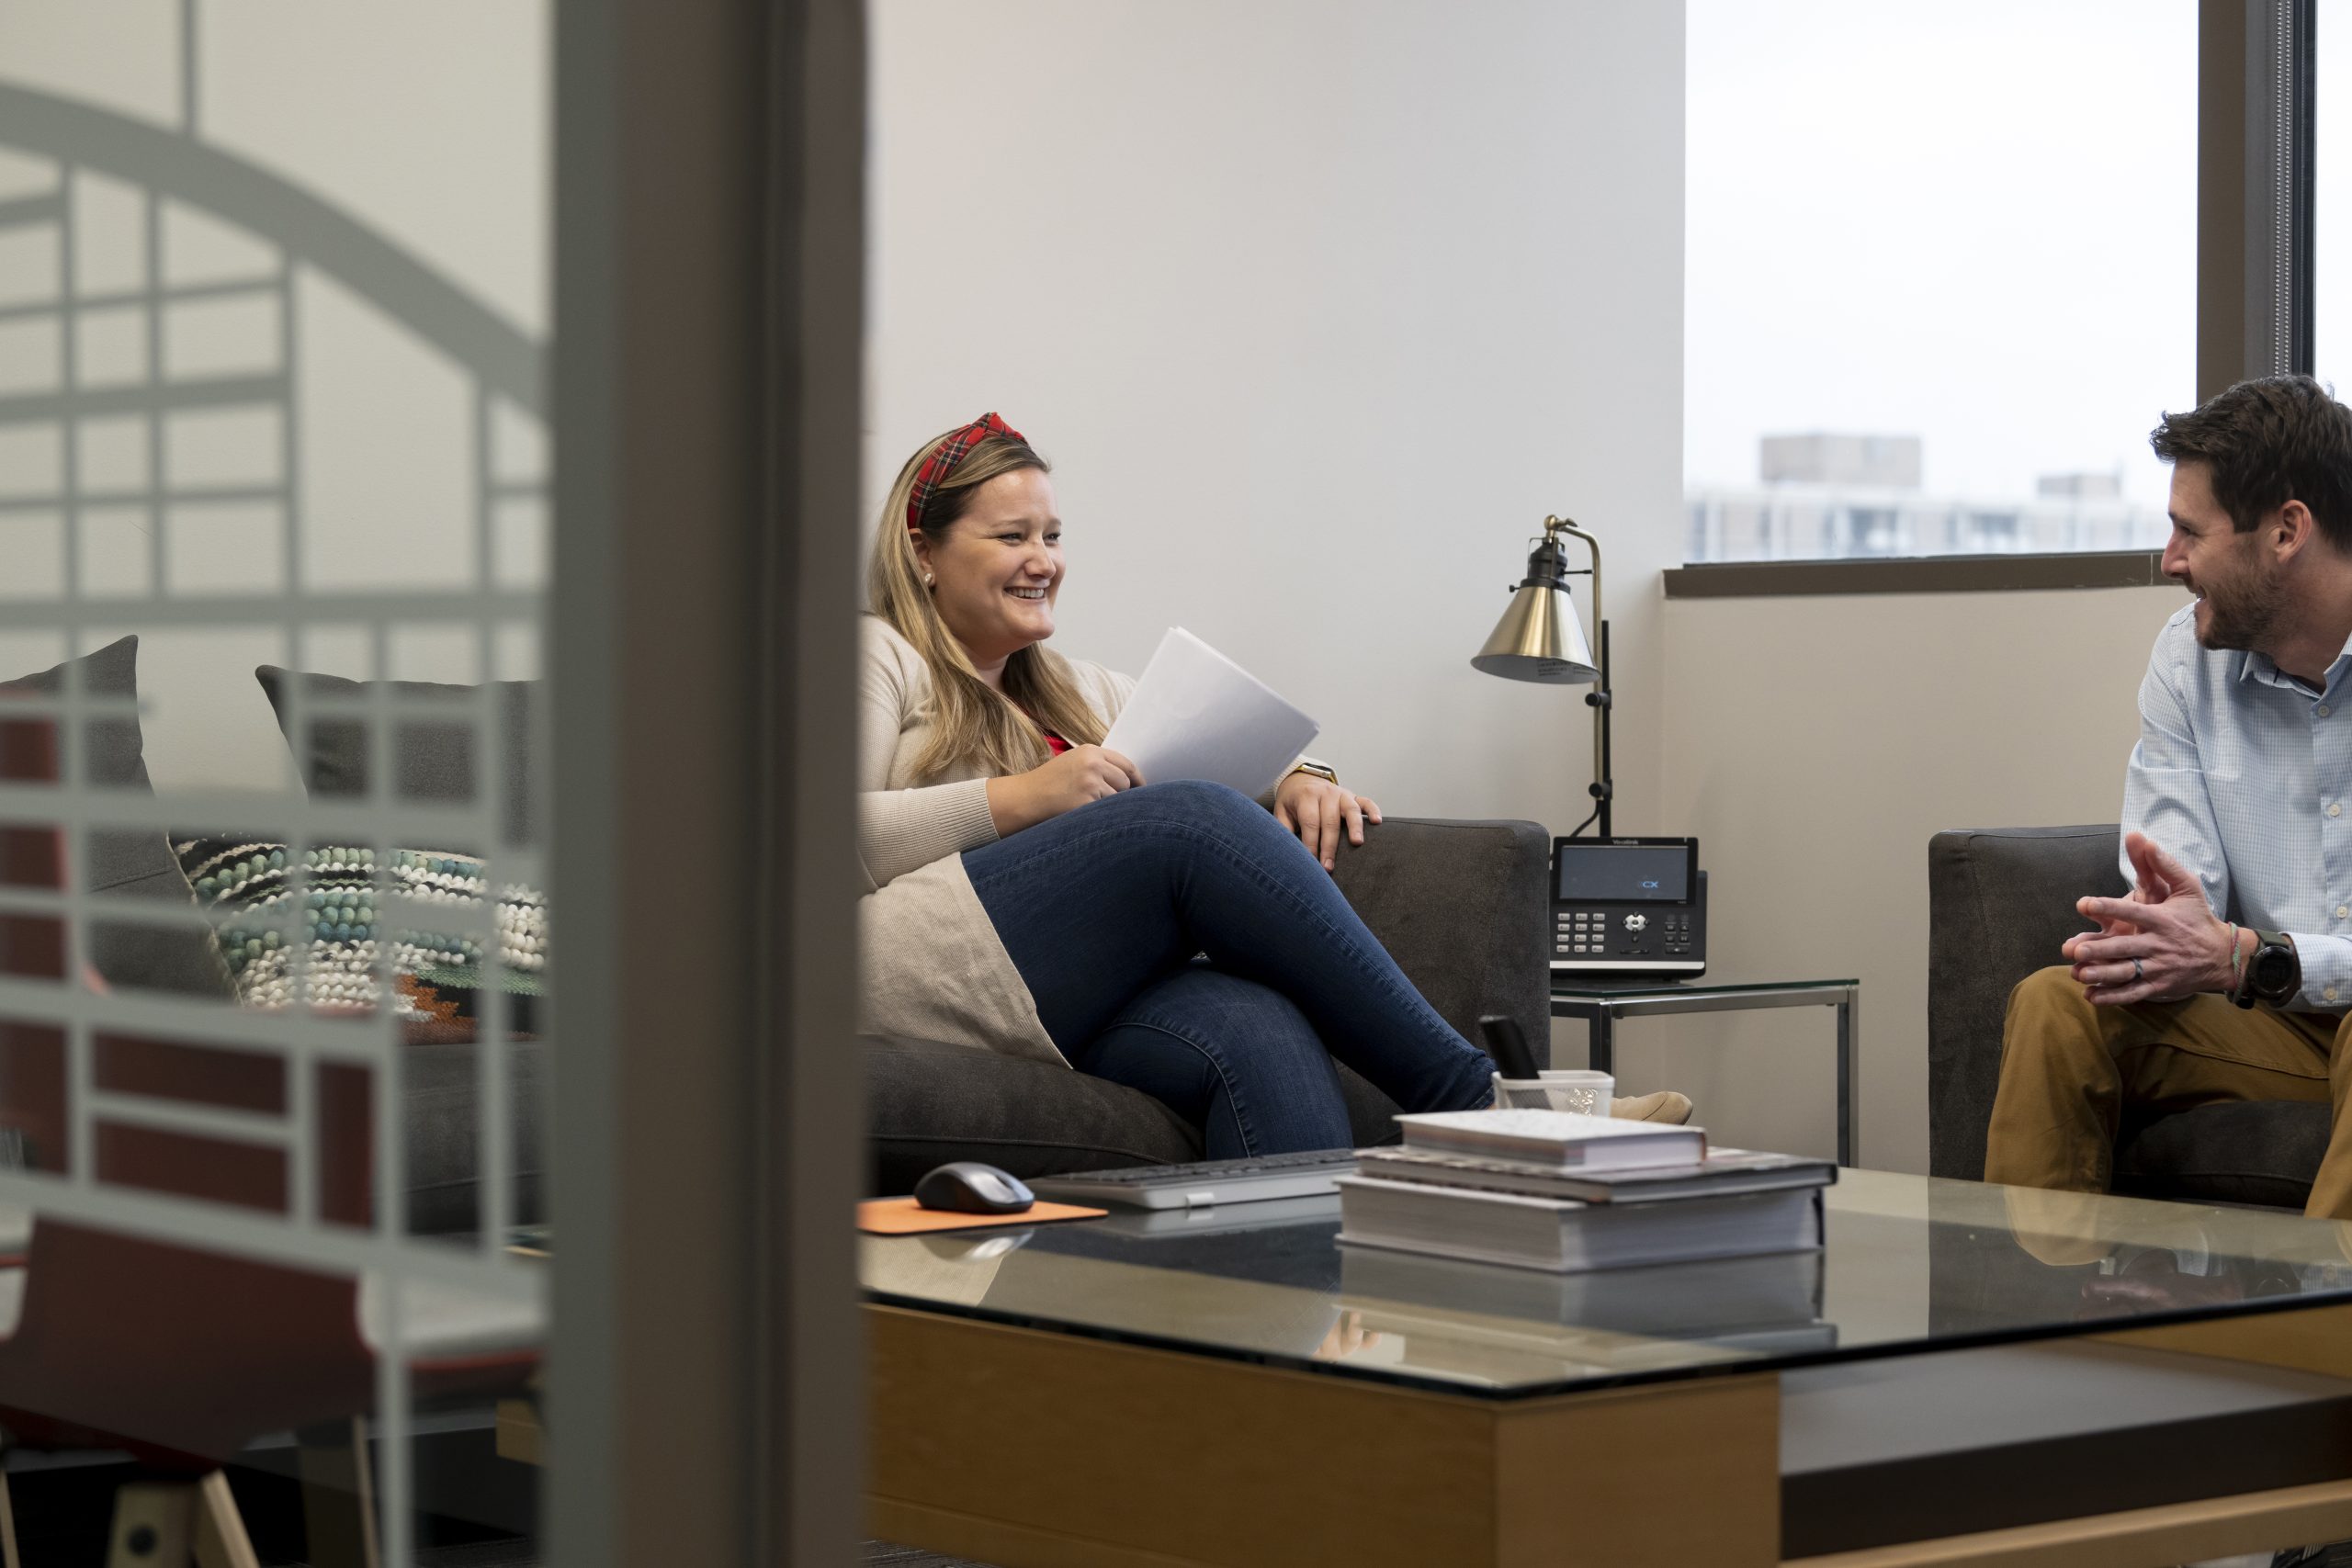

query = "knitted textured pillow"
[[175, 838, 545, 1041]]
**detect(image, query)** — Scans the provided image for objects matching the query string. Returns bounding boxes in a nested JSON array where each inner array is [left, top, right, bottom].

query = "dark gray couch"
[[1928, 824, 2330, 1209], [866, 816, 1550, 1195]]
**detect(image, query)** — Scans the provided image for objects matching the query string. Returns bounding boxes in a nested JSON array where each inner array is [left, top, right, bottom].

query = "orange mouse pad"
[[856, 1197, 1106, 1235]]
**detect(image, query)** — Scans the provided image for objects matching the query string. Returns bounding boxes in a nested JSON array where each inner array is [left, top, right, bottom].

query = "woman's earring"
[[923, 573, 935, 589]]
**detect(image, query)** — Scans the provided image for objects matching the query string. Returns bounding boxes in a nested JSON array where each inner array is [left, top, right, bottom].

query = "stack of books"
[[1338, 1247, 1837, 1384], [1335, 1109, 1835, 1273]]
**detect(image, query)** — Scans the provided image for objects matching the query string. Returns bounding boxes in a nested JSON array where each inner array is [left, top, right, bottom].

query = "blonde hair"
[[867, 423, 1108, 780]]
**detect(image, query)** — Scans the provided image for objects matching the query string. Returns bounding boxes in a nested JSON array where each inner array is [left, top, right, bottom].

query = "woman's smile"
[[917, 468, 1068, 674]]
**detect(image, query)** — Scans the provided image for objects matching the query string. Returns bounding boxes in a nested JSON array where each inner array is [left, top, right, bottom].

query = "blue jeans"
[[963, 780, 1497, 1156]]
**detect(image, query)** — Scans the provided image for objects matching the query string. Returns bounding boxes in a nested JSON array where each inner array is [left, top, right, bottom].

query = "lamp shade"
[[1471, 581, 1597, 684]]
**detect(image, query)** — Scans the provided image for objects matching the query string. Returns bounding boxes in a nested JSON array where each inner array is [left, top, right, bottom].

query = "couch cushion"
[[2113, 1100, 2330, 1211], [402, 1040, 546, 1235], [865, 1036, 1407, 1196], [254, 666, 538, 846], [2, 637, 232, 999], [866, 1036, 1201, 1194]]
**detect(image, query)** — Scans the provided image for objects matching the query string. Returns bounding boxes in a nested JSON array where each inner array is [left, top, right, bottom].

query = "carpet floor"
[[389, 1540, 997, 1566], [324, 1541, 992, 1567]]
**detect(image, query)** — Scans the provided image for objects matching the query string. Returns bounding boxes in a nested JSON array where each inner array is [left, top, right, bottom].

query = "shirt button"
[[2330, 987, 2341, 1003], [2333, 803, 2344, 818], [2323, 705, 2335, 716], [2338, 907, 2348, 919]]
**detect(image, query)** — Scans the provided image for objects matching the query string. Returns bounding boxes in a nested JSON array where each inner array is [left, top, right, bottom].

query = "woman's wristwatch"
[[1285, 761, 1339, 786], [2234, 929, 2301, 1010]]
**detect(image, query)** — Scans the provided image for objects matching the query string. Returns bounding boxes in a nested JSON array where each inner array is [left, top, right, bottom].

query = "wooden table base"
[[866, 1303, 1781, 1568], [479, 1297, 2352, 1565]]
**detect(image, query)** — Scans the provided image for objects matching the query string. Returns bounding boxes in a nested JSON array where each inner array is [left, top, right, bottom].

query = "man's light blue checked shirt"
[[2123, 602, 2352, 1012]]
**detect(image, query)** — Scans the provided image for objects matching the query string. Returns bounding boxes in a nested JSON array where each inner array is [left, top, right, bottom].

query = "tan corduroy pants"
[[1984, 964, 2352, 1220]]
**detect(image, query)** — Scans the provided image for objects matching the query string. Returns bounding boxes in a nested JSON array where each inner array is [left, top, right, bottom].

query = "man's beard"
[[2192, 564, 2284, 650]]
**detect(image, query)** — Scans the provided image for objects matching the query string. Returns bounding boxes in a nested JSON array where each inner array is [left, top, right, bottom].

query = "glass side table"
[[1548, 976, 1860, 1166]]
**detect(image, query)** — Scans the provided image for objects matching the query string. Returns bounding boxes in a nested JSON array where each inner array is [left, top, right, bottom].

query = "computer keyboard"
[[1029, 1147, 1358, 1210]]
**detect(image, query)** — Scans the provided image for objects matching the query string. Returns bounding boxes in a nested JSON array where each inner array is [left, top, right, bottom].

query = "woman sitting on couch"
[[859, 413, 1680, 1156]]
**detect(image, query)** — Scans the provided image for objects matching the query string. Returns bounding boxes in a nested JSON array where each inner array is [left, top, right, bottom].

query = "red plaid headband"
[[907, 412, 1026, 533]]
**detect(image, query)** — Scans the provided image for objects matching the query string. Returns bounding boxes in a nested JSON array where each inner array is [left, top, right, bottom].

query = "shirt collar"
[[2236, 628, 2352, 693]]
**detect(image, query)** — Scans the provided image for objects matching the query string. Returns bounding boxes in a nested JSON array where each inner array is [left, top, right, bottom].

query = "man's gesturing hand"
[[986, 744, 1145, 837], [2061, 831, 2238, 1005]]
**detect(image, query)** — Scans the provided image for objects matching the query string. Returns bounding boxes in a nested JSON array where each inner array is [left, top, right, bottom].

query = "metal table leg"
[[1551, 981, 1861, 1162], [1836, 987, 1859, 1167]]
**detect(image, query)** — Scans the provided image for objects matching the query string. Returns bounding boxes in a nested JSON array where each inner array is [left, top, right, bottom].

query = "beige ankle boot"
[[1608, 1090, 1693, 1124]]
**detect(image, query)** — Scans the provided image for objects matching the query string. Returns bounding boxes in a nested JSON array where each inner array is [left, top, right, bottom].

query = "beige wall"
[[1647, 582, 2185, 1170], [865, 0, 1685, 843]]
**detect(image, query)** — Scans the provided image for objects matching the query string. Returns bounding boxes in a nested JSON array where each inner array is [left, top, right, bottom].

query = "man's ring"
[[2132, 957, 2144, 982]]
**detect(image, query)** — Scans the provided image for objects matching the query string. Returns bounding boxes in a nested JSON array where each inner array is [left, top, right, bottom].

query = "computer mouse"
[[912, 1161, 1035, 1215]]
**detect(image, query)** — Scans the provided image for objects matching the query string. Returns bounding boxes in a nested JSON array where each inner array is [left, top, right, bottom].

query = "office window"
[[2319, 0, 2352, 389], [1685, 0, 2196, 562]]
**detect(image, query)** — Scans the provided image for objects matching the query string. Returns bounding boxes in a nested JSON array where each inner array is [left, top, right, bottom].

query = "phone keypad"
[[1555, 904, 1702, 962]]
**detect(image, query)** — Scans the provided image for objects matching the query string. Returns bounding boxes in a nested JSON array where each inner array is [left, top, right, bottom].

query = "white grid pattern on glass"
[[0, 66, 549, 1563]]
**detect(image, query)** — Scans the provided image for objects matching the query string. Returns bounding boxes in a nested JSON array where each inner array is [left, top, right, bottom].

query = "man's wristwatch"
[[2235, 929, 2301, 1010], [1285, 761, 1339, 787]]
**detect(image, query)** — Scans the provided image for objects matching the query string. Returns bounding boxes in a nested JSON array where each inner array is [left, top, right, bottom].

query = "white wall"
[[865, 0, 1685, 842]]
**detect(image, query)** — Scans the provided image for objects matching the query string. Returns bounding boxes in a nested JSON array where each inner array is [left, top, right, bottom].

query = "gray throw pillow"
[[2, 637, 234, 999], [254, 667, 538, 847]]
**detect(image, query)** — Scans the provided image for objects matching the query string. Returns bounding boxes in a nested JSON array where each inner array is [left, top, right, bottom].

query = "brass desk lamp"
[[1471, 514, 1612, 836]]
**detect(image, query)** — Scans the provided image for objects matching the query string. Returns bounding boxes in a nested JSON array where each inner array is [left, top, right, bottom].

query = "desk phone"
[[1551, 836, 1707, 977]]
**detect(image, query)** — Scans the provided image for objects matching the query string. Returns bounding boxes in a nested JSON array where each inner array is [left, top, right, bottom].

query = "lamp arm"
[[1543, 516, 1611, 837], [1543, 516, 1601, 637]]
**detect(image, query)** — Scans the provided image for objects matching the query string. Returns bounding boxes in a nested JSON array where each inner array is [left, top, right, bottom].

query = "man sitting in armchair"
[[1986, 375, 2352, 1220]]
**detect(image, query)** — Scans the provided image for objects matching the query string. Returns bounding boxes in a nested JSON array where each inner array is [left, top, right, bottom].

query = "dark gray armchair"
[[1928, 824, 2329, 1209], [865, 817, 1551, 1194]]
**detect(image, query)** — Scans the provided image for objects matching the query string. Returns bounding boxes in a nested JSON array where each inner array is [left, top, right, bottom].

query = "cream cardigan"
[[857, 615, 1136, 1066]]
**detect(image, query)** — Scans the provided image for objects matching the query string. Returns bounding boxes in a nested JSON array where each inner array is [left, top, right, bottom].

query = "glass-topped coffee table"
[[1552, 976, 1860, 1164], [865, 1169, 2352, 1565]]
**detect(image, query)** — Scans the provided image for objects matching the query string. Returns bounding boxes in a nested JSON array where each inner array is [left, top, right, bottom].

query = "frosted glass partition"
[[0, 5, 548, 1560]]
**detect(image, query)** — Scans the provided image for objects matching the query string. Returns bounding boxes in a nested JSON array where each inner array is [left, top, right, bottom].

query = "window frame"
[[1673, 0, 2314, 598]]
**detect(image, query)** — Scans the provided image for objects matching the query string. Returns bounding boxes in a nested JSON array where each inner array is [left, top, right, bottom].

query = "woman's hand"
[[1275, 770, 1380, 871], [986, 744, 1144, 836]]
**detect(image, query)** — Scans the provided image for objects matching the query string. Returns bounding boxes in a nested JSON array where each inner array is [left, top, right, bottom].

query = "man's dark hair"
[[2150, 375, 2352, 551]]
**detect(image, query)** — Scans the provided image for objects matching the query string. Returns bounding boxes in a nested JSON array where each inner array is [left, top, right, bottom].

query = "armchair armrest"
[[1329, 817, 1550, 1066], [1927, 825, 2124, 1180]]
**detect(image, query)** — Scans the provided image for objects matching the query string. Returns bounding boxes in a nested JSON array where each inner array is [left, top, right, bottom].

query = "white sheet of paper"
[[1102, 627, 1319, 795]]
